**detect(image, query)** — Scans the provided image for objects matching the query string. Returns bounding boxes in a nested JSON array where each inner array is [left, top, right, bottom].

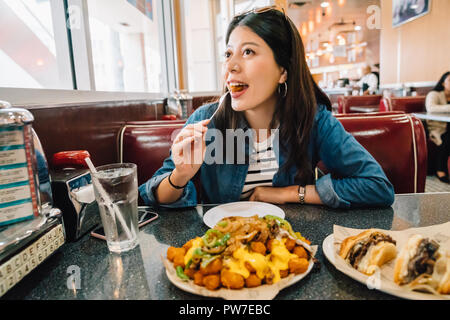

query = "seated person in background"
[[425, 71, 450, 183], [356, 65, 379, 95]]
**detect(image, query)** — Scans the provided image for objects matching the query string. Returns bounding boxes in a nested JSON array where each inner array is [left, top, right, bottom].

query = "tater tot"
[[167, 246, 178, 261], [245, 274, 262, 288], [194, 271, 204, 286], [264, 270, 275, 285], [288, 258, 309, 274], [250, 241, 266, 255], [167, 246, 176, 261], [245, 261, 256, 273], [173, 254, 185, 268], [184, 268, 195, 279], [200, 259, 223, 275], [203, 275, 221, 290], [266, 239, 275, 252], [182, 239, 195, 251], [293, 246, 308, 259], [280, 269, 289, 278], [285, 238, 296, 252], [221, 269, 245, 289], [167, 247, 185, 262]]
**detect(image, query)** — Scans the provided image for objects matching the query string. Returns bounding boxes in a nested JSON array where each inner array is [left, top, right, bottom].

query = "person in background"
[[356, 65, 379, 95], [139, 7, 394, 209], [426, 71, 450, 183]]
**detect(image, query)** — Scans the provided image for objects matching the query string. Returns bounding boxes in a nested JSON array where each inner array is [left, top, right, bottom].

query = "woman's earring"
[[278, 82, 288, 98]]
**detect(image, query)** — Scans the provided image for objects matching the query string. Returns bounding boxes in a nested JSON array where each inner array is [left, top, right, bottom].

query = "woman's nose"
[[225, 57, 240, 73]]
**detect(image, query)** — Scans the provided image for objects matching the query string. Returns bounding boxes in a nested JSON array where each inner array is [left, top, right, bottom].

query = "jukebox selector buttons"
[[0, 224, 65, 297]]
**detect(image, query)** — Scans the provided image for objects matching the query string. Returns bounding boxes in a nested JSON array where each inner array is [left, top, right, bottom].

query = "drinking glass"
[[91, 163, 139, 253]]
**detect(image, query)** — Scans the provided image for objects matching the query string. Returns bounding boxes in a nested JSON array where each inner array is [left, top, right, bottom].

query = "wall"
[[380, 0, 450, 86]]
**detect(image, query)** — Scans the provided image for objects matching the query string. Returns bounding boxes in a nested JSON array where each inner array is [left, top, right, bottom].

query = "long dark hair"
[[432, 71, 450, 92], [215, 8, 331, 183]]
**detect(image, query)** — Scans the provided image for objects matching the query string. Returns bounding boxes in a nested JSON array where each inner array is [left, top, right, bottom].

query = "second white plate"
[[203, 201, 285, 228], [322, 234, 448, 300]]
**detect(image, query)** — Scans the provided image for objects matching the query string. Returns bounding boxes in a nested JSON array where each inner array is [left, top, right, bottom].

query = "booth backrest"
[[120, 113, 427, 200], [337, 95, 382, 114], [27, 100, 165, 168], [324, 113, 427, 193], [448, 157, 450, 179], [118, 121, 185, 187], [379, 96, 426, 113], [333, 111, 405, 118], [192, 96, 219, 110]]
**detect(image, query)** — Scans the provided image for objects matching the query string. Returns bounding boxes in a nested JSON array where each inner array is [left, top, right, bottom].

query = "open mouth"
[[229, 82, 249, 93]]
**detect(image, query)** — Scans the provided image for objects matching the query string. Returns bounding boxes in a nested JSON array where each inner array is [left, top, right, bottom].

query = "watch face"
[[298, 186, 305, 204]]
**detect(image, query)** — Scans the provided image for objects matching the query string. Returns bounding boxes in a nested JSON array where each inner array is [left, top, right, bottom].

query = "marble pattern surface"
[[2, 193, 450, 300]]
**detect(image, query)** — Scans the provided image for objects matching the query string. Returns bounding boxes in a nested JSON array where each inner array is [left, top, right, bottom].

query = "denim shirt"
[[139, 103, 395, 209]]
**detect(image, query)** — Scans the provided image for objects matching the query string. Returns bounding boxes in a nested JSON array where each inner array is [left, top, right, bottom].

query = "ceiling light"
[[354, 25, 362, 31], [320, 2, 330, 8]]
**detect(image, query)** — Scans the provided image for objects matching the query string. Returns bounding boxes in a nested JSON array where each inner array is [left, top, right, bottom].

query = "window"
[[87, 0, 164, 93], [0, 0, 274, 97], [0, 0, 73, 89], [181, 0, 272, 93], [182, 0, 219, 92]]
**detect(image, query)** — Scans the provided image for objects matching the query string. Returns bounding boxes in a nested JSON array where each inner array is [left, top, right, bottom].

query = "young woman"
[[139, 7, 394, 209], [425, 71, 450, 183]]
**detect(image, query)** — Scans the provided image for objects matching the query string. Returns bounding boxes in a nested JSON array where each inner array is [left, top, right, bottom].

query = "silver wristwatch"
[[298, 185, 306, 204]]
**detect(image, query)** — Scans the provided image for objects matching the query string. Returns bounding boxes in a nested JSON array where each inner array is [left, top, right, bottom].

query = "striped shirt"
[[240, 134, 279, 199]]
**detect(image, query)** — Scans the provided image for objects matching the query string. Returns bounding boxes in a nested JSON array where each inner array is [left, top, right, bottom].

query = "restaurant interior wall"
[[380, 0, 450, 86], [287, 0, 381, 89]]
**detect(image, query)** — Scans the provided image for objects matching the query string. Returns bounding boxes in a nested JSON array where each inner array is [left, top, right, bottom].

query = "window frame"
[[0, 0, 176, 106]]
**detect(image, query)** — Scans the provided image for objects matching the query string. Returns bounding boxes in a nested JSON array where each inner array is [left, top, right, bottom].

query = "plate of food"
[[202, 201, 285, 228], [162, 215, 317, 300], [322, 223, 450, 300]]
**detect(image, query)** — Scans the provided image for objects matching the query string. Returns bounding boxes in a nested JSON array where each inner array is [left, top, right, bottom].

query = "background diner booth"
[[0, 0, 449, 304]]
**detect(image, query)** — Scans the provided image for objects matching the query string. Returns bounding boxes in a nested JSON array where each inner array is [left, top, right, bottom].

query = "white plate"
[[203, 201, 285, 228], [322, 234, 449, 300]]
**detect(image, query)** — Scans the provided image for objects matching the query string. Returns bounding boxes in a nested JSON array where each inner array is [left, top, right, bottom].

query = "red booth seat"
[[321, 113, 427, 193], [448, 157, 450, 179], [379, 96, 443, 176], [379, 96, 426, 113], [193, 95, 219, 111], [118, 121, 185, 187], [334, 111, 405, 117], [337, 95, 382, 114], [120, 113, 427, 202]]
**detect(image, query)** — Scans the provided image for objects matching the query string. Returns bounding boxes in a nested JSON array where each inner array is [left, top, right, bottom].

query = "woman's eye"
[[243, 48, 254, 56], [224, 51, 231, 58]]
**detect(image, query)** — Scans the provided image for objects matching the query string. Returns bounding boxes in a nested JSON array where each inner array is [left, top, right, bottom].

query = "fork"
[[208, 91, 229, 121]]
